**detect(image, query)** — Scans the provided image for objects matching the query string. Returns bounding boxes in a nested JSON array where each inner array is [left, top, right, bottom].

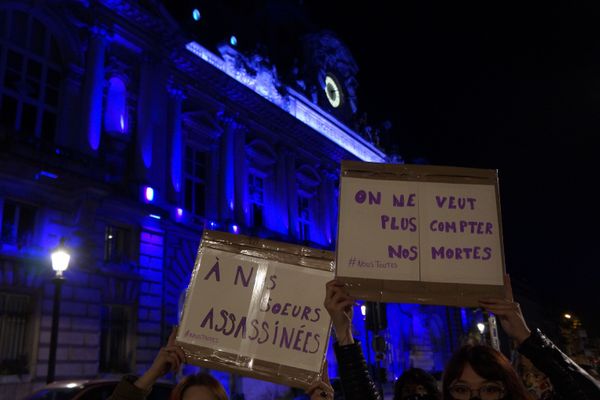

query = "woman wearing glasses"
[[442, 344, 532, 400]]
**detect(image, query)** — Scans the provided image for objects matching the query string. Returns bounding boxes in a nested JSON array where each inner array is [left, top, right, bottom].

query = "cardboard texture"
[[176, 230, 334, 389], [336, 161, 506, 306]]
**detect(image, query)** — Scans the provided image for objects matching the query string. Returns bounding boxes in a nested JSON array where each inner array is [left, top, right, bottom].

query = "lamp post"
[[47, 240, 70, 383]]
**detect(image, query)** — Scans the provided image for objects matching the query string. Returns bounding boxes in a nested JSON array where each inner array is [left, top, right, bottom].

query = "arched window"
[[0, 8, 62, 142], [104, 76, 128, 134]]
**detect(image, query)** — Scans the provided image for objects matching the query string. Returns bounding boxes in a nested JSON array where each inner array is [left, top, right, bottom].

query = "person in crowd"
[[324, 279, 381, 400], [108, 329, 334, 400], [324, 277, 600, 400], [393, 367, 441, 400], [442, 343, 533, 400], [108, 328, 226, 400], [478, 295, 600, 400]]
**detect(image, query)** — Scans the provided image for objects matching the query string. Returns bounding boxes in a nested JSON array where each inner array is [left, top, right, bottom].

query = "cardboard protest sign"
[[336, 161, 505, 306], [176, 230, 334, 388]]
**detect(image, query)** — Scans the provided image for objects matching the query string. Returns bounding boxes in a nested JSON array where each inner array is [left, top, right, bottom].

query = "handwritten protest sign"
[[336, 161, 505, 306], [176, 230, 334, 388]]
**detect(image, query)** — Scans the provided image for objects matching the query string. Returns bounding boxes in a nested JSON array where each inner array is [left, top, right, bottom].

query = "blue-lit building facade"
[[0, 1, 478, 398]]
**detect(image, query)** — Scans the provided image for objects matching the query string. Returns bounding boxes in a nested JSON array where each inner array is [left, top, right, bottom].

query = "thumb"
[[167, 326, 178, 346], [321, 360, 330, 384]]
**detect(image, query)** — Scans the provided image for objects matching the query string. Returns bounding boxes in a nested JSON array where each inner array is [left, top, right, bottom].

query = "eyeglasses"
[[448, 382, 505, 400]]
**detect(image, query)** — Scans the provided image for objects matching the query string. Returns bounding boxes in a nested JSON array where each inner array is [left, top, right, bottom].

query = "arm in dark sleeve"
[[107, 375, 151, 400], [518, 329, 600, 400], [334, 340, 382, 400]]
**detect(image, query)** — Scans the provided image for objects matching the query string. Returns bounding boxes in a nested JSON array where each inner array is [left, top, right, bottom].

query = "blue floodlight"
[[144, 186, 154, 202]]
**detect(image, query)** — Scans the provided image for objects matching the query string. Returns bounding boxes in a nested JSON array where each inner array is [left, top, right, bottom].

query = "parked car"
[[22, 379, 174, 400]]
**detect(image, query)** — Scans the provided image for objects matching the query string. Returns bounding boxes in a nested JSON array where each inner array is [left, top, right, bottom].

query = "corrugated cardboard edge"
[[341, 160, 499, 183], [201, 229, 335, 273], [337, 277, 505, 307], [178, 337, 322, 389]]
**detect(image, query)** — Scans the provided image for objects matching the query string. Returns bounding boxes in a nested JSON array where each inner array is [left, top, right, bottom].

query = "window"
[[295, 165, 320, 244], [104, 225, 130, 263], [99, 304, 132, 373], [0, 9, 61, 141], [1, 200, 36, 248], [245, 139, 276, 231], [104, 77, 128, 134], [248, 172, 264, 228], [297, 195, 311, 242], [184, 145, 207, 217], [0, 292, 32, 375]]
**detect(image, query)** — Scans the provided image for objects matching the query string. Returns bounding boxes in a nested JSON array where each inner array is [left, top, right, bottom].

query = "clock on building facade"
[[301, 32, 359, 125], [324, 73, 343, 108]]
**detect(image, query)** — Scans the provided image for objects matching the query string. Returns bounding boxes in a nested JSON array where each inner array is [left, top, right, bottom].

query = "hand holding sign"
[[324, 279, 355, 345], [135, 328, 186, 391], [306, 362, 334, 400], [479, 275, 531, 345]]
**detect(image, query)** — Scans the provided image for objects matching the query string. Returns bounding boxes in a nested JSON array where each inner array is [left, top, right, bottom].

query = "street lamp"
[[47, 239, 70, 383], [476, 322, 486, 334]]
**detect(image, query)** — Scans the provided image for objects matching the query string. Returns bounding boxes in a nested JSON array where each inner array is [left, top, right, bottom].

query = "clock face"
[[324, 74, 343, 108]]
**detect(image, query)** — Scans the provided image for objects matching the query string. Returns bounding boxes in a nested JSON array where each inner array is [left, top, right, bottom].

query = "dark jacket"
[[333, 340, 382, 400], [107, 375, 151, 400], [518, 328, 600, 400]]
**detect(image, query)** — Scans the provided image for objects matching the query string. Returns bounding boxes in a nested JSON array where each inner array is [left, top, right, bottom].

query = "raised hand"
[[135, 327, 186, 390], [479, 274, 531, 345], [324, 279, 355, 345], [306, 361, 335, 400]]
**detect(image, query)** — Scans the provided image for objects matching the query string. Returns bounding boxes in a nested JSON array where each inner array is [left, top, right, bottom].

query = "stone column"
[[272, 146, 290, 235], [80, 27, 107, 153], [167, 84, 185, 204], [319, 168, 337, 246], [207, 142, 220, 222], [285, 151, 298, 239], [136, 56, 153, 179], [136, 55, 167, 188], [218, 115, 236, 222], [233, 126, 248, 227]]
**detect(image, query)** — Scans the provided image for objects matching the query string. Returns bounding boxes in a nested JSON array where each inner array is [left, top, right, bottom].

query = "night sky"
[[304, 1, 599, 333], [169, 1, 599, 333]]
